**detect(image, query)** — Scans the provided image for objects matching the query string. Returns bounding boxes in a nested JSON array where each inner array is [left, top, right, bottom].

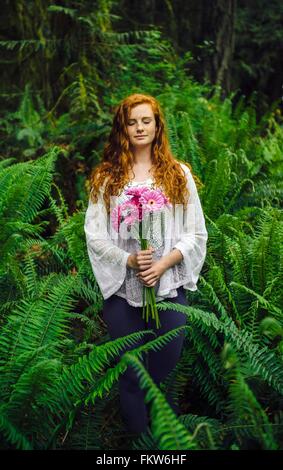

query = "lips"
[[135, 135, 147, 138]]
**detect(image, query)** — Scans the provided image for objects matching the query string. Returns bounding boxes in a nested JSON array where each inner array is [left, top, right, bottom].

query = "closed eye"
[[128, 119, 152, 125]]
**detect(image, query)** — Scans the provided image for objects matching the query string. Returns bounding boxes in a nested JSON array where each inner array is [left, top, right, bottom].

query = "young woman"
[[84, 93, 208, 436]]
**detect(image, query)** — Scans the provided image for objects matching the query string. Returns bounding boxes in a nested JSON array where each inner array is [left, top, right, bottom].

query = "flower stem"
[[139, 222, 161, 329]]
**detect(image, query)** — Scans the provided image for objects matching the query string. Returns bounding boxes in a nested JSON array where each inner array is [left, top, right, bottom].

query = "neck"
[[131, 146, 152, 166]]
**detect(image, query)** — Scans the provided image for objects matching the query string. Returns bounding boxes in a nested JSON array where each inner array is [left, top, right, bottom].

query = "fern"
[[156, 301, 283, 395], [222, 343, 278, 449], [120, 352, 197, 450]]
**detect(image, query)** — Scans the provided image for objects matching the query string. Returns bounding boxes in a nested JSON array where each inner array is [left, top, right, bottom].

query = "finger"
[[143, 281, 157, 287], [138, 248, 154, 256], [137, 253, 153, 259], [138, 261, 153, 267], [138, 265, 152, 272], [138, 259, 152, 264], [136, 268, 152, 276], [138, 265, 153, 272], [140, 275, 157, 283], [139, 258, 153, 263]]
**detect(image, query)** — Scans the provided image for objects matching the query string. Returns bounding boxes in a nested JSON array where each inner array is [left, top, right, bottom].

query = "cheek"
[[127, 127, 134, 137]]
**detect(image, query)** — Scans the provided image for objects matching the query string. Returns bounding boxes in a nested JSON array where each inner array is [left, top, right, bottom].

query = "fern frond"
[[157, 302, 283, 395], [122, 352, 197, 450]]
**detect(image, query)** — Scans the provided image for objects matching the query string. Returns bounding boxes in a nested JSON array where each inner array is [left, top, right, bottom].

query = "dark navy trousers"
[[102, 286, 188, 434]]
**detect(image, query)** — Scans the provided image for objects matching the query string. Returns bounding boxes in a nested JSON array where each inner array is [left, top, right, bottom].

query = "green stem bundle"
[[139, 221, 161, 329]]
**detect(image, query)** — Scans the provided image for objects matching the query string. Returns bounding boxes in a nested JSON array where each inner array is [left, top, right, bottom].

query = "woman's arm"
[[84, 189, 132, 298], [158, 247, 183, 271], [168, 165, 208, 288]]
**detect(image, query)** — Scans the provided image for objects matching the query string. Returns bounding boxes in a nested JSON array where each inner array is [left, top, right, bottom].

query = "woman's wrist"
[[159, 248, 183, 271], [127, 254, 134, 268]]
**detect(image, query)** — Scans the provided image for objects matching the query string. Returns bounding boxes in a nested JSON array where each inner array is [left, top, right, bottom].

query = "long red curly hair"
[[87, 93, 202, 214]]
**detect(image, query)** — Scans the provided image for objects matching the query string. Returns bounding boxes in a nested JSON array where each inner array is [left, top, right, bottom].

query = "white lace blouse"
[[84, 162, 208, 306]]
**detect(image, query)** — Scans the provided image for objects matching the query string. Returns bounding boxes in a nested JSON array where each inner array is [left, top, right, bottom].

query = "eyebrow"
[[128, 116, 152, 120]]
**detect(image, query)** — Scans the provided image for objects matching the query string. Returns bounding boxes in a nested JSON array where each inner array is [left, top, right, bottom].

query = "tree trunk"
[[199, 0, 237, 94]]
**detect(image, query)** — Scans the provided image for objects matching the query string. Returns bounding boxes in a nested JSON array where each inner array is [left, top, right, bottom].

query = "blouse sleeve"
[[172, 165, 208, 290], [84, 187, 132, 299]]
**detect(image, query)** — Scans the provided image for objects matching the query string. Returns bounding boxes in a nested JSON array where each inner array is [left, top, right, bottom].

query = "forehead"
[[128, 103, 154, 119]]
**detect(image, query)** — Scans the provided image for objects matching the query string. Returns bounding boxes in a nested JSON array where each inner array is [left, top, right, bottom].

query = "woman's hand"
[[136, 260, 167, 287], [127, 247, 155, 270]]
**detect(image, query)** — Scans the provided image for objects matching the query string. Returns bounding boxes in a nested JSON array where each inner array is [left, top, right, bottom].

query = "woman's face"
[[126, 103, 156, 149]]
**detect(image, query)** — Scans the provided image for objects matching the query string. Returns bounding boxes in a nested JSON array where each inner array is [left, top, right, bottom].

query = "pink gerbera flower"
[[139, 189, 166, 212], [111, 205, 121, 232], [124, 187, 148, 198], [124, 213, 138, 226], [120, 201, 139, 226]]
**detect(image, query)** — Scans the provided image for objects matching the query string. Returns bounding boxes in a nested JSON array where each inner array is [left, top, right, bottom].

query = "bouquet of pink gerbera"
[[111, 186, 172, 329]]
